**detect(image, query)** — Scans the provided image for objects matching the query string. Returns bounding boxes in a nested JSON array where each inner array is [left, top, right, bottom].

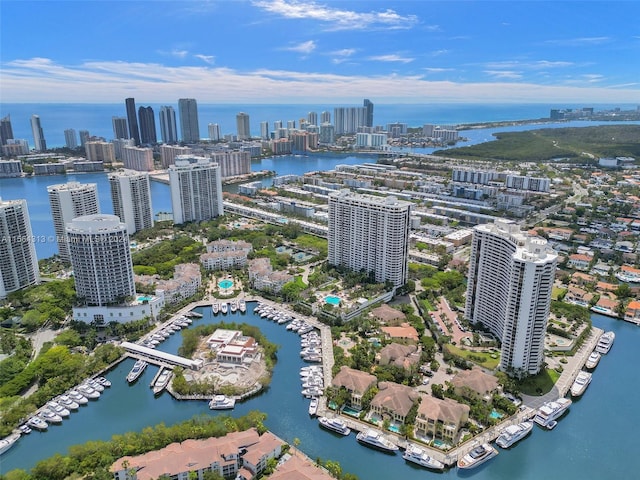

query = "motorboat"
[[86, 379, 104, 392], [212, 303, 220, 315], [356, 429, 399, 453], [533, 398, 572, 428], [318, 416, 351, 436], [0, 433, 21, 456], [19, 424, 32, 434], [77, 384, 100, 399], [46, 401, 70, 418], [220, 302, 228, 314], [402, 444, 445, 470], [152, 369, 172, 395], [495, 421, 534, 448], [595, 331, 615, 354], [585, 351, 601, 369], [209, 395, 236, 410], [126, 359, 148, 383], [301, 387, 323, 397], [58, 395, 80, 410], [570, 371, 592, 397], [95, 376, 111, 387], [308, 397, 318, 416], [457, 443, 498, 469], [39, 408, 63, 424], [27, 416, 48, 431], [67, 390, 89, 405], [230, 301, 238, 313], [239, 299, 247, 313]]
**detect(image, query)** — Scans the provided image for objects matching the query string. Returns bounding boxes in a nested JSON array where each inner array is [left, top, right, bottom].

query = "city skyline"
[[1, 1, 639, 104]]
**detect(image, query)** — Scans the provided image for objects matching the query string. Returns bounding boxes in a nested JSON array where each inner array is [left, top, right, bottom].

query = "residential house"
[[331, 366, 377, 410], [248, 258, 293, 293], [240, 431, 282, 478], [567, 253, 592, 271], [136, 263, 201, 305], [371, 304, 407, 325], [370, 381, 421, 425], [624, 300, 640, 326], [269, 454, 334, 480], [450, 368, 500, 403], [380, 324, 419, 343], [378, 343, 420, 369], [414, 395, 470, 444]]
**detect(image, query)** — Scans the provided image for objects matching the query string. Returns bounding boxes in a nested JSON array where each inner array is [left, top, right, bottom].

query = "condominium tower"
[[66, 214, 135, 307], [0, 198, 40, 298], [125, 98, 141, 145], [363, 99, 374, 127], [236, 112, 250, 140], [169, 156, 223, 224], [64, 129, 78, 149], [464, 219, 558, 377], [30, 114, 47, 151], [112, 116, 129, 140], [109, 169, 154, 234], [138, 106, 157, 144], [178, 98, 200, 143], [159, 106, 178, 144], [328, 190, 411, 288], [0, 115, 14, 145], [47, 182, 100, 262]]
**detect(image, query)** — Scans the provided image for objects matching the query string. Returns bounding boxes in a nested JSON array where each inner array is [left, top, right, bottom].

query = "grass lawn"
[[293, 276, 307, 288], [295, 234, 328, 256], [518, 369, 560, 396], [552, 287, 567, 300], [445, 344, 500, 370]]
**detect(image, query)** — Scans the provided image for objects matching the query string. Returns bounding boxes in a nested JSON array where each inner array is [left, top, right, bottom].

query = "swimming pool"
[[325, 295, 341, 306], [490, 410, 503, 419], [136, 295, 152, 302], [218, 279, 234, 289]]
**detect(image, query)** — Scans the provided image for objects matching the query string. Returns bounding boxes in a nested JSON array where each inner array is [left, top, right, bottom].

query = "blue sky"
[[1, 0, 639, 104]]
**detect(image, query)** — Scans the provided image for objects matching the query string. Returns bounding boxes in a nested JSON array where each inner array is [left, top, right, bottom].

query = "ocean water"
[[1, 102, 637, 148]]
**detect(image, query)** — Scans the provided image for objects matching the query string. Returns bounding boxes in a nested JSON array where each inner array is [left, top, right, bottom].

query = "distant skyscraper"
[[307, 111, 318, 126], [30, 115, 46, 151], [260, 121, 270, 140], [47, 182, 100, 262], [0, 115, 14, 145], [328, 190, 411, 288], [169, 156, 223, 224], [320, 111, 331, 124], [208, 123, 221, 141], [79, 130, 90, 147], [0, 198, 40, 299], [159, 106, 178, 144], [67, 214, 135, 307], [109, 169, 154, 234], [112, 116, 129, 140], [465, 219, 558, 377], [125, 98, 141, 145], [137, 106, 157, 144], [363, 99, 374, 127], [64, 129, 78, 149], [333, 107, 366, 134], [178, 98, 200, 143], [236, 112, 250, 140]]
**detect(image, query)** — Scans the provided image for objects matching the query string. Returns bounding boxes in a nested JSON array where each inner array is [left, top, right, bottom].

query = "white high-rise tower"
[[169, 156, 223, 224], [0, 198, 40, 298], [328, 190, 411, 288], [47, 182, 100, 262], [109, 169, 154, 234], [465, 219, 558, 377]]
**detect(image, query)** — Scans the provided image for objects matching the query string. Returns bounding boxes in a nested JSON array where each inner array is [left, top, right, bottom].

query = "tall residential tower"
[[159, 106, 178, 144], [125, 98, 141, 145], [169, 156, 223, 224], [178, 98, 200, 143], [30, 114, 47, 151], [236, 112, 250, 140], [109, 169, 154, 234], [138, 106, 157, 144], [464, 219, 558, 377]]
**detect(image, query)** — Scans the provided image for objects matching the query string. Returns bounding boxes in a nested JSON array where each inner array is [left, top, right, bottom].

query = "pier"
[[121, 342, 203, 370]]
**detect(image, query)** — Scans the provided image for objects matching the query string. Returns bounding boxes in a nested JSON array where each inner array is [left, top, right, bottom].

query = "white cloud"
[[157, 49, 190, 59], [194, 54, 215, 65], [252, 0, 418, 31], [368, 54, 414, 64], [484, 70, 523, 80], [283, 40, 317, 54], [2, 57, 639, 104], [329, 48, 357, 64], [545, 36, 612, 46], [483, 60, 574, 70], [423, 67, 455, 73]]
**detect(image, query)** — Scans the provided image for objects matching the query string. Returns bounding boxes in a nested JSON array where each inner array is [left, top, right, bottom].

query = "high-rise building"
[[208, 123, 221, 141], [169, 156, 223, 224], [0, 198, 40, 299], [0, 115, 14, 145], [79, 130, 90, 147], [138, 106, 157, 144], [209, 151, 251, 178], [112, 138, 136, 160], [178, 98, 200, 143], [259, 121, 269, 140], [328, 190, 411, 288], [85, 141, 115, 163], [125, 98, 141, 145], [236, 112, 250, 140], [320, 111, 331, 124], [47, 182, 100, 262], [159, 106, 178, 144], [319, 123, 335, 145], [30, 115, 47, 152], [307, 111, 318, 126], [122, 146, 154, 171], [67, 214, 135, 307], [109, 169, 154, 234], [465, 219, 558, 377], [64, 129, 78, 149], [159, 144, 192, 169], [333, 107, 366, 134], [363, 99, 374, 127], [112, 116, 129, 140]]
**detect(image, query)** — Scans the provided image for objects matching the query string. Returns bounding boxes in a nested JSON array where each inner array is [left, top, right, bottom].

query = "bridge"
[[121, 342, 203, 370]]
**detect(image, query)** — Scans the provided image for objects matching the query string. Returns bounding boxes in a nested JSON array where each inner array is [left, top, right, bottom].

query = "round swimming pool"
[[218, 279, 234, 289]]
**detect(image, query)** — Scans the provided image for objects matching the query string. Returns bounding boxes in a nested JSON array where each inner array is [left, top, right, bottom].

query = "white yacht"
[[152, 369, 173, 395], [87, 379, 105, 392], [457, 443, 498, 469], [230, 300, 238, 313], [58, 395, 80, 410], [126, 359, 148, 383], [533, 398, 572, 428], [39, 408, 63, 424], [495, 421, 534, 448], [209, 395, 236, 410], [402, 444, 445, 470], [318, 417, 351, 436], [308, 397, 318, 416], [585, 351, 601, 369], [0, 433, 21, 456], [67, 390, 89, 405], [96, 376, 112, 388], [356, 429, 399, 453], [570, 371, 592, 397], [239, 299, 247, 313], [78, 384, 100, 399], [27, 416, 48, 431], [220, 302, 228, 314], [595, 331, 615, 354], [46, 401, 71, 418], [212, 303, 220, 315]]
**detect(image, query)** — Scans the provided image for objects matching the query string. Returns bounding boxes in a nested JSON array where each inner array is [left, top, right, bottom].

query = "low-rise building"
[[378, 343, 420, 369], [370, 381, 421, 425], [207, 329, 258, 364], [200, 240, 252, 271], [331, 366, 377, 410], [624, 300, 640, 326], [380, 324, 419, 343], [568, 253, 592, 271], [414, 396, 470, 444], [450, 368, 500, 403], [248, 258, 293, 293], [370, 304, 407, 325], [136, 263, 201, 305]]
